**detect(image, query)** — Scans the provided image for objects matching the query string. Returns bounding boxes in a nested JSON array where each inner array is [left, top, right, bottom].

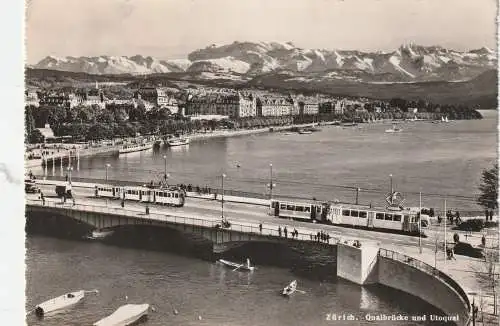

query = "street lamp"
[[269, 163, 274, 200], [419, 191, 422, 254], [163, 155, 167, 181], [105, 163, 111, 182], [389, 174, 393, 194], [221, 173, 226, 222]]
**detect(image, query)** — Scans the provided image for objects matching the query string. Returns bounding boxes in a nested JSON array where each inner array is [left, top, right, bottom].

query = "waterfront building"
[[258, 96, 294, 117], [185, 92, 256, 118]]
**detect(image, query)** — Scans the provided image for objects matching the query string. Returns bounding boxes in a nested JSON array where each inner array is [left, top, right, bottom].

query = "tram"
[[270, 199, 427, 234], [95, 184, 185, 207]]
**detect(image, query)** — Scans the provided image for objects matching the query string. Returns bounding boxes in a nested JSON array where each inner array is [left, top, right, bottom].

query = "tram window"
[[350, 210, 359, 217], [305, 207, 310, 212], [287, 205, 294, 210], [280, 204, 286, 209], [394, 215, 402, 222], [296, 206, 304, 212], [168, 193, 171, 197], [404, 215, 409, 221], [376, 213, 384, 220], [316, 206, 321, 213], [342, 210, 350, 216], [385, 214, 393, 221], [359, 211, 367, 218], [175, 193, 179, 198]]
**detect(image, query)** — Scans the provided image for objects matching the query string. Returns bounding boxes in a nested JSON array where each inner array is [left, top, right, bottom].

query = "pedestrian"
[[317, 232, 320, 242], [485, 209, 489, 221], [41, 192, 45, 205], [284, 227, 288, 238], [490, 210, 494, 221], [293, 228, 297, 238], [481, 235, 486, 247], [72, 196, 75, 206], [278, 226, 282, 237], [259, 223, 262, 233]]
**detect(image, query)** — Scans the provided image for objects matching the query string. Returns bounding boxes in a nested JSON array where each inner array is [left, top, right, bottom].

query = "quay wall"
[[336, 243, 379, 285], [377, 251, 470, 326]]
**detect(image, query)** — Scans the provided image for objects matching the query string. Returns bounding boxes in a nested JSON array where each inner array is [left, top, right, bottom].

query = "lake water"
[[35, 117, 498, 212], [26, 117, 496, 325]]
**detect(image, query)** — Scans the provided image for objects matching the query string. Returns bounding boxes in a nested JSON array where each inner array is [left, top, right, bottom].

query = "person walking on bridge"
[[278, 226, 282, 237], [259, 223, 262, 233], [284, 227, 288, 239]]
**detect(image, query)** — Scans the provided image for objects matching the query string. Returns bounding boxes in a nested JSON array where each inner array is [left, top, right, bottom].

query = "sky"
[[25, 0, 498, 64]]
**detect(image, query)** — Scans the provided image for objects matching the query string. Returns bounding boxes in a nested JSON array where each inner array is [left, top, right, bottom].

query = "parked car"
[[453, 242, 484, 259]]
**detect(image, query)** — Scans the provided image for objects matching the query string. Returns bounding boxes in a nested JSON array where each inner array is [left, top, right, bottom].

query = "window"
[[305, 206, 310, 212], [385, 214, 393, 221], [359, 211, 367, 218], [175, 193, 179, 198], [394, 214, 402, 222], [404, 215, 409, 221], [280, 204, 286, 209], [376, 213, 384, 220], [287, 205, 294, 210], [342, 209, 350, 216], [296, 206, 304, 212], [316, 206, 321, 213], [350, 210, 359, 217]]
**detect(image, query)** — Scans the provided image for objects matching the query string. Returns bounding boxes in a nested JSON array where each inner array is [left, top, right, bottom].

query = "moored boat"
[[119, 142, 153, 154], [218, 258, 255, 271], [282, 280, 297, 296], [93, 303, 150, 326], [166, 137, 190, 147], [298, 129, 312, 135], [34, 289, 98, 317]]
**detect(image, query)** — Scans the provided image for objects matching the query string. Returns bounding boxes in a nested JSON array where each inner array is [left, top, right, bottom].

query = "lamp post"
[[444, 198, 447, 262], [105, 163, 111, 182], [419, 191, 422, 254], [163, 155, 167, 181], [389, 174, 393, 194], [269, 163, 273, 200], [221, 174, 226, 222]]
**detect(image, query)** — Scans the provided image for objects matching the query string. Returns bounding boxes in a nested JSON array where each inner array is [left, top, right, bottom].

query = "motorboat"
[[94, 303, 150, 326], [87, 229, 115, 240], [119, 142, 153, 154], [218, 258, 255, 271], [34, 289, 98, 317], [167, 137, 190, 147], [282, 280, 297, 296], [385, 125, 403, 133]]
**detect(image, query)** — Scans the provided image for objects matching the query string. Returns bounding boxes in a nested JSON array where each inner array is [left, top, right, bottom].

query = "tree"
[[29, 129, 44, 144], [478, 164, 498, 209]]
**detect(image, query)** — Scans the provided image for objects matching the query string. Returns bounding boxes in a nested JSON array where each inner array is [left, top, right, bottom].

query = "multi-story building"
[[25, 90, 40, 107], [258, 96, 294, 117], [134, 87, 179, 113], [38, 92, 79, 109], [75, 89, 106, 109], [185, 92, 256, 118]]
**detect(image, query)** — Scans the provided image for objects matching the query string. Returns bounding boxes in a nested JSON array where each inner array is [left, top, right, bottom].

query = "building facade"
[[25, 91, 40, 107], [259, 96, 293, 117], [185, 92, 256, 118]]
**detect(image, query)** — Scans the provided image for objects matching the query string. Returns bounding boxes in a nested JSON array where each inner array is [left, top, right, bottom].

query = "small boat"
[[282, 280, 297, 296], [34, 289, 98, 317], [119, 142, 153, 154], [94, 303, 150, 326], [87, 229, 115, 240], [167, 137, 190, 147], [385, 125, 402, 133], [298, 129, 312, 135], [218, 258, 255, 271]]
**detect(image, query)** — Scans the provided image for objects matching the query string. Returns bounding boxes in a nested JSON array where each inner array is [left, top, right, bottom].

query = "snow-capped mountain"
[[33, 42, 497, 82]]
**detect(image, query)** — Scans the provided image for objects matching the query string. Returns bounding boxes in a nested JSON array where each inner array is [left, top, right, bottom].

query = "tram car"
[[95, 184, 185, 207], [270, 199, 424, 234]]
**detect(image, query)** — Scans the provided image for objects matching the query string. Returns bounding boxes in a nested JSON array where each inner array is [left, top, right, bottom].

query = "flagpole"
[[419, 191, 422, 254]]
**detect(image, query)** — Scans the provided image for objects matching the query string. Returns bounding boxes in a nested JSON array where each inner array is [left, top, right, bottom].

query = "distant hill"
[[25, 68, 497, 108]]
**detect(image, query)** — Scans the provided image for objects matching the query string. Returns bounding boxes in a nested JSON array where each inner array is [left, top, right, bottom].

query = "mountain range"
[[32, 41, 497, 83]]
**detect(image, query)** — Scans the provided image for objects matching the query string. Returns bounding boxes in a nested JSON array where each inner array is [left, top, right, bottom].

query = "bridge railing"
[[25, 198, 340, 245], [378, 248, 471, 324]]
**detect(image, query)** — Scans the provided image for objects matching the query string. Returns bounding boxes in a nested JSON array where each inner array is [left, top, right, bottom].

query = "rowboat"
[[94, 303, 150, 326], [87, 229, 115, 240], [385, 125, 402, 133], [282, 280, 297, 296], [298, 130, 312, 134], [218, 258, 255, 271], [34, 289, 98, 317]]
